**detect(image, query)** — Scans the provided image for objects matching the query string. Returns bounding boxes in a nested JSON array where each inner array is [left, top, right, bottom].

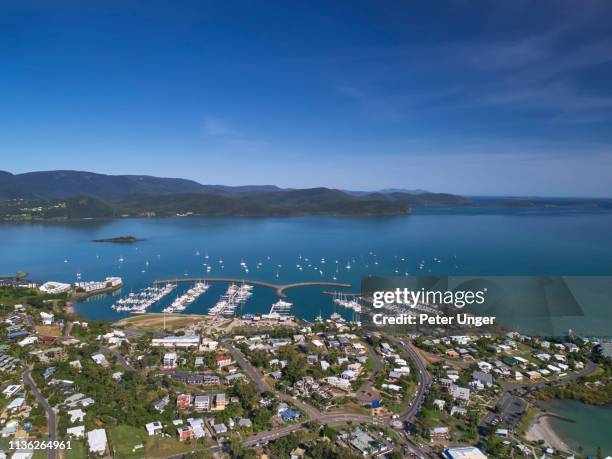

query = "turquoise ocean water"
[[0, 208, 611, 329]]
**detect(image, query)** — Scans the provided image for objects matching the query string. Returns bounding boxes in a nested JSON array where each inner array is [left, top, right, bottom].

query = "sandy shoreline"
[[526, 414, 574, 454]]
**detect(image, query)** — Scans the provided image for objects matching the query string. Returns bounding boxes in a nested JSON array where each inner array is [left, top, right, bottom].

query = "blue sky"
[[2, 1, 612, 196]]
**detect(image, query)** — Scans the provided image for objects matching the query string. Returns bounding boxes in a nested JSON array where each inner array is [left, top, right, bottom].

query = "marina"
[[3, 213, 611, 334], [268, 299, 293, 317], [163, 282, 210, 313], [112, 283, 176, 314], [153, 277, 351, 298], [333, 291, 362, 313], [208, 283, 253, 317]]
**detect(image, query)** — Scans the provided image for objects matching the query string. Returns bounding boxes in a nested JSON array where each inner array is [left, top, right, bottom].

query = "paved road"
[[225, 341, 271, 393], [225, 340, 326, 419], [23, 367, 57, 459], [388, 337, 432, 421], [225, 341, 382, 421], [225, 337, 435, 457], [499, 359, 598, 391], [243, 423, 305, 447], [242, 413, 380, 447]]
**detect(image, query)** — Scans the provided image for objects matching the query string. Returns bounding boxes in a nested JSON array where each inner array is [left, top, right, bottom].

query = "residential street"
[[23, 367, 57, 459]]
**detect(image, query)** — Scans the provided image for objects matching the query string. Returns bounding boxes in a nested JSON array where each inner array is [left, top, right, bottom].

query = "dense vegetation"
[[0, 189, 415, 218], [3, 169, 608, 221], [534, 363, 612, 405]]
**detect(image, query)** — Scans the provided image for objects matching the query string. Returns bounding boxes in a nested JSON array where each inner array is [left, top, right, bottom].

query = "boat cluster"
[[208, 283, 253, 317], [333, 292, 362, 313], [112, 283, 176, 314], [268, 299, 293, 316], [163, 282, 210, 313]]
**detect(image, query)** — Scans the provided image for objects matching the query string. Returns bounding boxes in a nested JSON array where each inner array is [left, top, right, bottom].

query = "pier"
[[0, 271, 30, 286], [322, 290, 362, 297], [153, 278, 351, 298]]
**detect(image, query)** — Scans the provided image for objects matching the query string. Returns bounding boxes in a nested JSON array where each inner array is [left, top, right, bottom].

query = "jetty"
[[322, 290, 362, 297], [153, 278, 351, 298], [0, 271, 28, 280], [0, 272, 30, 286]]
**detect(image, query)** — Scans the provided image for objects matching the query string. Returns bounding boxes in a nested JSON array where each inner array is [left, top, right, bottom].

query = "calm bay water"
[[1, 208, 612, 329], [540, 399, 612, 455]]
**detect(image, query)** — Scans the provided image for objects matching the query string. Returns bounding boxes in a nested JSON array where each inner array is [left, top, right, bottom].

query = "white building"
[[444, 446, 488, 459], [151, 335, 200, 349], [2, 384, 22, 398], [74, 277, 123, 293], [163, 352, 178, 369], [433, 399, 446, 410], [450, 336, 471, 345], [393, 366, 411, 375], [102, 330, 127, 345], [192, 424, 206, 439], [199, 338, 218, 351], [382, 383, 402, 392], [7, 397, 24, 413], [194, 395, 210, 411], [68, 409, 86, 423], [449, 384, 470, 403], [87, 429, 108, 455], [145, 421, 163, 436], [324, 377, 351, 390], [39, 281, 72, 294], [91, 353, 109, 368], [10, 453, 33, 459], [18, 336, 38, 347], [477, 361, 493, 373], [66, 425, 85, 439], [40, 312, 55, 325]]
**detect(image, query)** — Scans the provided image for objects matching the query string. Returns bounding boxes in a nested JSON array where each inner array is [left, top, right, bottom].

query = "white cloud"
[[203, 117, 242, 137]]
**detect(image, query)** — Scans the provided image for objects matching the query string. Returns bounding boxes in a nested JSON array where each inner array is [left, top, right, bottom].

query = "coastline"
[[70, 283, 123, 301], [525, 413, 573, 454]]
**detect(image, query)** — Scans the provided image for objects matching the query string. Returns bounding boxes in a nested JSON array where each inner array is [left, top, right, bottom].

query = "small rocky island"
[[92, 236, 143, 243]]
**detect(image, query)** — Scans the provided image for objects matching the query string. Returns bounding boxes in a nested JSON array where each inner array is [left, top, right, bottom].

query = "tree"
[[320, 424, 338, 441], [483, 435, 504, 457], [235, 381, 258, 410], [229, 435, 244, 459]]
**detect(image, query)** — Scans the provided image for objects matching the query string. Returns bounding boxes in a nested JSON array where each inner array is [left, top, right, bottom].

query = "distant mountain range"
[[0, 170, 287, 199], [0, 170, 609, 220]]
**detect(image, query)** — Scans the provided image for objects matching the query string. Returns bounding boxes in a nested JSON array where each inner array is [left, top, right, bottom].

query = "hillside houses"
[[91, 353, 109, 368]]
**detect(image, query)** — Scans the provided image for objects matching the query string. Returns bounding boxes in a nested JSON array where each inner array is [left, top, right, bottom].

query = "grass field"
[[113, 313, 205, 331], [108, 425, 147, 458], [145, 436, 209, 458], [106, 424, 210, 459], [64, 439, 87, 459]]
